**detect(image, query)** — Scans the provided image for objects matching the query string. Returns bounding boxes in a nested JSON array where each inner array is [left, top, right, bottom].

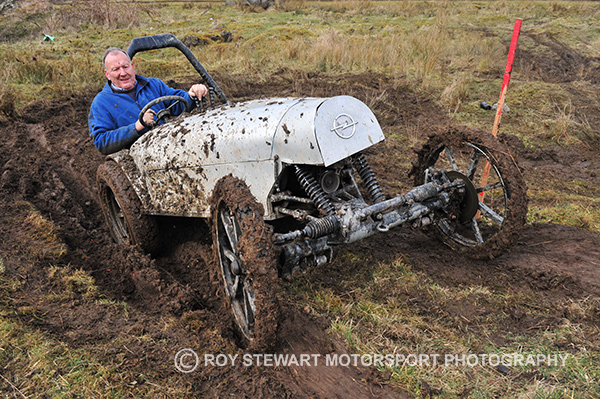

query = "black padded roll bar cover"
[[126, 33, 228, 105]]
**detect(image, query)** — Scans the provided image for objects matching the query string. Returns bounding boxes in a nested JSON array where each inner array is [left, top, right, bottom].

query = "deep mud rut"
[[1, 72, 599, 397]]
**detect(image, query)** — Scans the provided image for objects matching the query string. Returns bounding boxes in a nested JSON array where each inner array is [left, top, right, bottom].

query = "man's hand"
[[188, 84, 208, 99], [135, 109, 156, 131]]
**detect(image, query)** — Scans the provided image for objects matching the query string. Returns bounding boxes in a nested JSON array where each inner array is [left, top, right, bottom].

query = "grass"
[[526, 173, 600, 232], [0, 201, 194, 397], [45, 265, 100, 301], [3, 0, 598, 154], [1, 316, 116, 397], [0, 202, 113, 397], [289, 255, 600, 398], [1, 1, 600, 397], [0, 201, 68, 260], [0, 306, 192, 398]]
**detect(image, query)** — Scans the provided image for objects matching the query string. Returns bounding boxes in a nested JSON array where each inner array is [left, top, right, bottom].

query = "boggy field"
[[2, 1, 600, 394], [1, 67, 599, 397]]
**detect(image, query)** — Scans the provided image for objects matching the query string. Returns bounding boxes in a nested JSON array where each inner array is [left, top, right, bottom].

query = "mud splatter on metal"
[[117, 96, 384, 218]]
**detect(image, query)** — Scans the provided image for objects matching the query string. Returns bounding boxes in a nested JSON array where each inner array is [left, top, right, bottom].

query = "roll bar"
[[126, 33, 229, 105]]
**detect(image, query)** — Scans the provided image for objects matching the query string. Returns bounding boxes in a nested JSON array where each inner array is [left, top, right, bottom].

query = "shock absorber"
[[294, 166, 335, 215], [303, 215, 339, 238], [274, 214, 340, 244], [353, 153, 385, 203]]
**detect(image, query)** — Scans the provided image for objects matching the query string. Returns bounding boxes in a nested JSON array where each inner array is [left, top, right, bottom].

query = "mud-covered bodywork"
[[109, 95, 384, 219]]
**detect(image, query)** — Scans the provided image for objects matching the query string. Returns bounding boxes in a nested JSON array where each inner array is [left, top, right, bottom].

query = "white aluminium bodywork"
[[112, 95, 385, 219]]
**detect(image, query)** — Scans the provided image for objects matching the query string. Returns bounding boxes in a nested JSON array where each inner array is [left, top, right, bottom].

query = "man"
[[88, 47, 208, 155]]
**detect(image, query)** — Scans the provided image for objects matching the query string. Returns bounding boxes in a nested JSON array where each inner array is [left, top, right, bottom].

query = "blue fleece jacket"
[[88, 75, 194, 155]]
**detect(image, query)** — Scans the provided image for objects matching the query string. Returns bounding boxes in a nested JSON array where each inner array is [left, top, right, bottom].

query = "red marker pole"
[[480, 18, 522, 203]]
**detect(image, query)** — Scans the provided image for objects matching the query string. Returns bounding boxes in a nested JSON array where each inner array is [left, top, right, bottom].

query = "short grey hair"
[[102, 47, 131, 69]]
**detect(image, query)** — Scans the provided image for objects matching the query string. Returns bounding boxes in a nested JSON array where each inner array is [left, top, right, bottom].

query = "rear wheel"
[[211, 176, 280, 350], [411, 127, 528, 259], [96, 161, 160, 254]]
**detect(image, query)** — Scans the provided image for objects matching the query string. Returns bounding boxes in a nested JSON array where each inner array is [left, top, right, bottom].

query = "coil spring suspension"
[[353, 153, 385, 203], [303, 215, 339, 238], [294, 166, 335, 215]]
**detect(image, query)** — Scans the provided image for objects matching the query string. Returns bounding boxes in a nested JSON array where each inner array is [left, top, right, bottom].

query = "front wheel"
[[411, 127, 528, 259], [211, 176, 280, 350]]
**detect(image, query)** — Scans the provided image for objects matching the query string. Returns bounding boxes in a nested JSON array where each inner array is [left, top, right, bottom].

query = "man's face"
[[104, 51, 136, 90]]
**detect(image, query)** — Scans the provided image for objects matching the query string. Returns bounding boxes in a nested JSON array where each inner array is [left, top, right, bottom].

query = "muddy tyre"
[[211, 175, 280, 351], [411, 127, 528, 259], [96, 161, 161, 254]]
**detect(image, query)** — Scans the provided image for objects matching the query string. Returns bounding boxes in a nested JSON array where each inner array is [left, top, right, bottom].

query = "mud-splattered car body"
[[96, 34, 527, 349], [110, 95, 385, 219]]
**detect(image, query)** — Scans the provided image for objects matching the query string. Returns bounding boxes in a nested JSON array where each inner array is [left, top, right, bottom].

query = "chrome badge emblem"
[[331, 113, 357, 139]]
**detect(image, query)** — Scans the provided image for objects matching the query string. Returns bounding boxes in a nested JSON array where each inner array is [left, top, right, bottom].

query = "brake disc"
[[444, 170, 479, 223]]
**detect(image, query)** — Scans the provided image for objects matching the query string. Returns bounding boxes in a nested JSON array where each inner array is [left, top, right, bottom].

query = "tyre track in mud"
[[1, 73, 599, 397], [0, 77, 413, 397]]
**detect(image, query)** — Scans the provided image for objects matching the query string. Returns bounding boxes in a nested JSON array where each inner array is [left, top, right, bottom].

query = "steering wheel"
[[138, 95, 190, 129]]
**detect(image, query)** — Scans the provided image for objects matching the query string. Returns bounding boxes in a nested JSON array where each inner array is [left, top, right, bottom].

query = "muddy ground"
[[1, 69, 599, 397]]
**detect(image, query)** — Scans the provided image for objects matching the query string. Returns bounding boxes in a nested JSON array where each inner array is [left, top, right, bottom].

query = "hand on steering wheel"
[[138, 95, 190, 129]]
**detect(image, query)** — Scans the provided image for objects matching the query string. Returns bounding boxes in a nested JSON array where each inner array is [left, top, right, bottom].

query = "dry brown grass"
[[46, 266, 99, 301], [21, 205, 67, 260], [44, 0, 143, 32], [0, 85, 17, 122], [293, 254, 600, 397], [278, 23, 447, 86], [441, 74, 469, 113]]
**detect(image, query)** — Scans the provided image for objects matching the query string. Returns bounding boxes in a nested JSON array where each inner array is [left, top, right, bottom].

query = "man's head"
[[103, 48, 136, 90]]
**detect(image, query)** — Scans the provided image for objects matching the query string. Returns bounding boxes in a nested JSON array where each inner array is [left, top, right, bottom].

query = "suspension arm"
[[274, 181, 461, 245], [354, 182, 439, 219]]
